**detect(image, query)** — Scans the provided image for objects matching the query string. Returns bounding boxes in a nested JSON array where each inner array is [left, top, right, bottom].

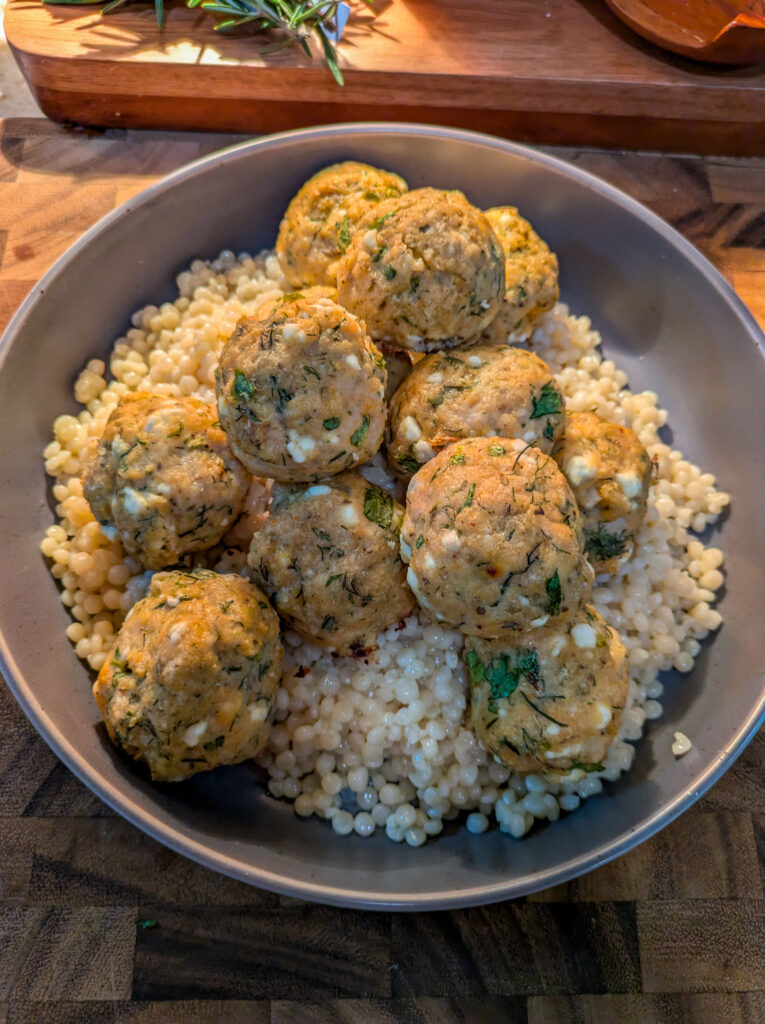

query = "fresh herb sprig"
[[42, 0, 363, 86]]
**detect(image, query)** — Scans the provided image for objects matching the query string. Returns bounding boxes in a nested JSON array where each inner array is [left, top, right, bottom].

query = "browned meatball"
[[481, 205, 559, 343], [553, 412, 651, 573], [215, 295, 386, 482], [466, 605, 629, 773], [400, 436, 593, 635], [83, 392, 249, 570], [387, 345, 565, 477], [336, 188, 505, 352], [248, 471, 414, 655], [93, 570, 283, 782], [276, 162, 408, 287]]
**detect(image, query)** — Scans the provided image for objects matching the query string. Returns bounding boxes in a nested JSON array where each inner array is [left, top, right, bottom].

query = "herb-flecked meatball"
[[481, 206, 559, 343], [387, 345, 565, 478], [336, 188, 505, 352], [247, 471, 415, 655], [215, 296, 387, 483], [553, 411, 651, 574], [465, 604, 629, 773], [276, 162, 408, 288], [93, 570, 283, 782], [400, 436, 594, 635], [83, 392, 249, 570]]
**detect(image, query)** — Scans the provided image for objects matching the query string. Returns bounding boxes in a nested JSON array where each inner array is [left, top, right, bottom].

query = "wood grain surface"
[[0, 118, 764, 1023], [5, 0, 765, 154]]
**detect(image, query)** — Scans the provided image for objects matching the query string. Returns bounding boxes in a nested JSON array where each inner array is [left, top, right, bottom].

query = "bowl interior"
[[1, 125, 763, 909]]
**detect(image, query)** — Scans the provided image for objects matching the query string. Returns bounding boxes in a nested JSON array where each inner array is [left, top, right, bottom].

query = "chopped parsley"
[[569, 760, 605, 774], [449, 452, 466, 466], [488, 443, 505, 457], [398, 455, 421, 474], [585, 524, 628, 562], [232, 369, 255, 402], [350, 415, 370, 447], [465, 647, 542, 713], [363, 486, 394, 529], [370, 211, 394, 230], [337, 215, 352, 253], [383, 265, 397, 281], [409, 275, 420, 293], [545, 570, 562, 617], [530, 380, 564, 419], [203, 735, 225, 751], [415, 535, 425, 549], [323, 417, 341, 430], [371, 245, 386, 263], [462, 482, 476, 509]]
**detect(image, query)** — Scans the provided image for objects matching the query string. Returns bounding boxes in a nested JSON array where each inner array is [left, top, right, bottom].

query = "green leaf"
[[415, 535, 424, 549], [363, 486, 394, 529], [232, 369, 255, 402], [350, 415, 369, 447], [569, 760, 605, 774], [530, 380, 564, 419], [585, 524, 628, 562], [487, 443, 505, 457], [545, 569, 562, 617], [337, 214, 352, 253], [461, 482, 476, 509], [323, 417, 340, 430], [397, 455, 421, 474], [465, 646, 543, 713]]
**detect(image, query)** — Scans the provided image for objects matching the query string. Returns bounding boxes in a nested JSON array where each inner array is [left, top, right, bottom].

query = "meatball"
[[276, 162, 408, 288], [336, 188, 504, 352], [387, 345, 565, 477], [481, 206, 559, 344], [466, 604, 629, 773], [400, 436, 593, 635], [215, 295, 387, 483], [83, 392, 249, 570], [93, 570, 283, 782], [247, 471, 415, 655], [553, 411, 651, 574]]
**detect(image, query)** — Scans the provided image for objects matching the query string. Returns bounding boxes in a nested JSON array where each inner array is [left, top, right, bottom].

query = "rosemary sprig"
[[41, 0, 356, 85]]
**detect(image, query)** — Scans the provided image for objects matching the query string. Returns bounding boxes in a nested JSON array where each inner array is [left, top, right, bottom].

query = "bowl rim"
[[1, 122, 764, 910]]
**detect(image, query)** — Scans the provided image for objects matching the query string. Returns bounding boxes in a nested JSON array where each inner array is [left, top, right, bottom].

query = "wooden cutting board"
[[6, 0, 765, 154]]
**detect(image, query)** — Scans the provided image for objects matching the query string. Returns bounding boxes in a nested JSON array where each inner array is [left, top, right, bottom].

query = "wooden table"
[[0, 118, 763, 1023]]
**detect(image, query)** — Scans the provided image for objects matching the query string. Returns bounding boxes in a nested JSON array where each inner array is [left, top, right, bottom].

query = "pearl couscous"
[[40, 243, 728, 844]]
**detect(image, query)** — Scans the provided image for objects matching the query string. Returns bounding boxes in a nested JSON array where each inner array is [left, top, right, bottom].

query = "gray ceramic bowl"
[[1, 125, 763, 910]]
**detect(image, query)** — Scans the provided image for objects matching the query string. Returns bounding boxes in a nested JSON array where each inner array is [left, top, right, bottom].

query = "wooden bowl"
[[604, 0, 765, 64]]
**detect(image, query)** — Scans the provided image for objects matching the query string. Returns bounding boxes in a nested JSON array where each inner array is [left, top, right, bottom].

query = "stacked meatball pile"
[[83, 160, 653, 794]]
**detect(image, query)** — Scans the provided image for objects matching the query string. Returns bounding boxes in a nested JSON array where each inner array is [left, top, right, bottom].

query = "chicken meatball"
[[93, 570, 283, 782], [216, 295, 386, 483], [248, 471, 415, 655], [481, 206, 559, 344], [553, 411, 651, 574], [83, 393, 249, 570], [387, 345, 565, 477], [400, 436, 593, 635], [466, 604, 629, 774], [336, 188, 505, 352], [276, 161, 408, 288]]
